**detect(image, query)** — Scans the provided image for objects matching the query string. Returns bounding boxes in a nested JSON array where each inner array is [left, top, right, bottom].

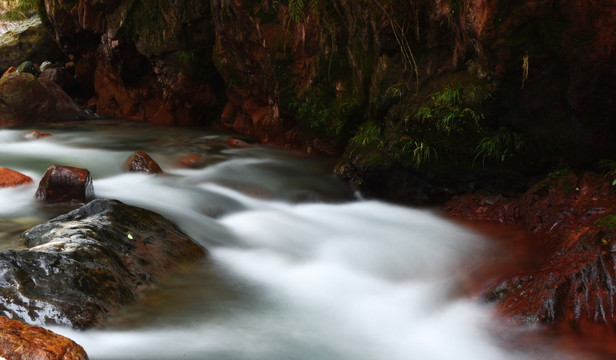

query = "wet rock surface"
[[35, 165, 94, 204], [0, 167, 32, 188], [124, 150, 163, 174], [0, 199, 206, 328], [445, 172, 616, 329], [0, 315, 88, 359], [0, 72, 90, 127]]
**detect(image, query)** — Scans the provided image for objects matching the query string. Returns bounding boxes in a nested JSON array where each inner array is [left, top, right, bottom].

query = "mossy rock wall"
[[39, 0, 616, 201]]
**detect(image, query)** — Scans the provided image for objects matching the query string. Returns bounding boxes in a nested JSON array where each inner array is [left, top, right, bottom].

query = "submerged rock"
[[0, 316, 88, 359], [35, 165, 94, 204], [24, 129, 52, 140], [0, 167, 32, 188], [124, 150, 163, 174], [445, 172, 616, 329], [177, 154, 203, 168], [0, 199, 206, 328]]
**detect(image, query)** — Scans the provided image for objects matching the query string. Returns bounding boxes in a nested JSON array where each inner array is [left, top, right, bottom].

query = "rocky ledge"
[[445, 172, 616, 330], [0, 198, 205, 329]]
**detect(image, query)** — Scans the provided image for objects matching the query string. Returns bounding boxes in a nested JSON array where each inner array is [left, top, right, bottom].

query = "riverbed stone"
[[0, 167, 32, 188], [0, 199, 206, 328], [24, 129, 52, 140], [35, 165, 94, 204], [124, 150, 163, 174], [0, 316, 88, 359]]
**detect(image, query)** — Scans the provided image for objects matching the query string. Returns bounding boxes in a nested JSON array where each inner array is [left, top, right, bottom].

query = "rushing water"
[[0, 121, 583, 360]]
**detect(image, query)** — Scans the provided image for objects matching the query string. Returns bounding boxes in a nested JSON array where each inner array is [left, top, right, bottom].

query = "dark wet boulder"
[[0, 167, 33, 188], [0, 316, 88, 359], [0, 72, 90, 127], [0, 199, 206, 328], [39, 67, 80, 97], [16, 60, 37, 75], [35, 165, 94, 204], [124, 150, 163, 174]]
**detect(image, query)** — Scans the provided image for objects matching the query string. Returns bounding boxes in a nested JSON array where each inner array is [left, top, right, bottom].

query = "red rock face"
[[40, 0, 616, 161], [39, 67, 80, 97], [124, 151, 163, 174], [0, 316, 88, 359], [449, 0, 616, 161], [43, 0, 223, 127], [445, 173, 616, 329], [0, 167, 33, 188], [35, 165, 94, 203]]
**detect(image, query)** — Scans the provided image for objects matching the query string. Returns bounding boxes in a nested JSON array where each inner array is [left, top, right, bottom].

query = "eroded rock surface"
[[445, 173, 616, 329], [0, 316, 88, 359], [0, 199, 206, 328]]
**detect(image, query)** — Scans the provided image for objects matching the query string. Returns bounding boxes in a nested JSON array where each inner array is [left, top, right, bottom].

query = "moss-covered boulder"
[[0, 15, 64, 73]]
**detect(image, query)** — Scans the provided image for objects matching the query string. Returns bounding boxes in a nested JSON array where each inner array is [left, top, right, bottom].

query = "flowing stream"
[[0, 121, 584, 359]]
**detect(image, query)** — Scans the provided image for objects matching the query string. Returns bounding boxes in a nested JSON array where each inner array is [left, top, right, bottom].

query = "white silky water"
[[0, 121, 577, 360]]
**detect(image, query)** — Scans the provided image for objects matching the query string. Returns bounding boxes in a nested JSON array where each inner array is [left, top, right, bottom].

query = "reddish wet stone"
[[0, 316, 88, 359], [124, 150, 163, 174], [24, 130, 52, 140], [177, 154, 203, 168], [0, 167, 33, 188], [223, 138, 250, 148], [445, 172, 616, 329], [1, 66, 17, 78], [35, 165, 94, 203]]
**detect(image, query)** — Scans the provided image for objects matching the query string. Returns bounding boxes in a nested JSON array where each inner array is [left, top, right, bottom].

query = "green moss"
[[598, 214, 616, 231], [0, 0, 38, 20], [474, 126, 524, 166], [35, 0, 49, 27], [118, 0, 211, 57], [347, 121, 385, 166]]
